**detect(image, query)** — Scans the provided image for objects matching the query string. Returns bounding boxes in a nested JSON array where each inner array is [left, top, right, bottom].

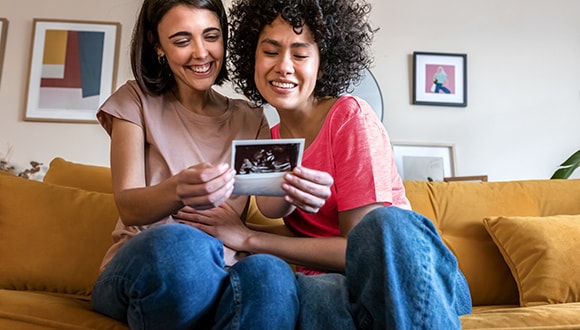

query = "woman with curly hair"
[[188, 0, 473, 328]]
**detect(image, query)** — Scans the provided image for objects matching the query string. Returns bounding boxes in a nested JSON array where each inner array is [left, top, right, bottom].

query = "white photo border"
[[24, 19, 121, 123], [231, 138, 305, 196]]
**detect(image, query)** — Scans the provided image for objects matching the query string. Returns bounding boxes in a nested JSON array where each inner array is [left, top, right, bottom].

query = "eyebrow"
[[260, 38, 313, 49], [168, 27, 221, 39]]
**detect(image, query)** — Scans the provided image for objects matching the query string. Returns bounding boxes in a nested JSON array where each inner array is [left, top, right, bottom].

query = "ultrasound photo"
[[231, 139, 304, 196]]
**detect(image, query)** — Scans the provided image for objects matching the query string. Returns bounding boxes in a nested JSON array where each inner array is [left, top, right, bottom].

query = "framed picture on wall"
[[392, 142, 456, 181], [0, 18, 8, 82], [24, 19, 121, 123], [412, 52, 467, 107]]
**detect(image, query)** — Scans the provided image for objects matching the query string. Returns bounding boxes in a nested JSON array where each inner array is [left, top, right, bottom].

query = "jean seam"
[[228, 269, 242, 330], [415, 219, 433, 329]]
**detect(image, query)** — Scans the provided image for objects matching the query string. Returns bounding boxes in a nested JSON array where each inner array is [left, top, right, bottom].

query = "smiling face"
[[156, 5, 224, 95], [254, 16, 320, 113]]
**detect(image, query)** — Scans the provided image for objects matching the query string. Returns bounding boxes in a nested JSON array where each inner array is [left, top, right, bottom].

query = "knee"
[[231, 254, 298, 296], [130, 224, 225, 276], [350, 206, 437, 240], [141, 224, 221, 256], [234, 254, 294, 282], [348, 206, 399, 240]]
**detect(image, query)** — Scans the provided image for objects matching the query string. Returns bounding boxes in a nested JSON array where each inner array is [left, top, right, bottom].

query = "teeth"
[[271, 81, 295, 89], [191, 63, 210, 73]]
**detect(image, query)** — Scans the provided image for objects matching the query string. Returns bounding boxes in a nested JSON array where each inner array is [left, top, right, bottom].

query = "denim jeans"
[[297, 206, 472, 330], [91, 223, 299, 330], [434, 83, 451, 94]]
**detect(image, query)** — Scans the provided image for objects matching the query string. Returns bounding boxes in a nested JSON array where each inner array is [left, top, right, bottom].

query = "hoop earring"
[[158, 55, 167, 65]]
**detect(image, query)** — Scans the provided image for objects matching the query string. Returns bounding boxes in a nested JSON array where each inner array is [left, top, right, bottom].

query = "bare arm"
[[110, 118, 235, 226], [187, 202, 382, 272]]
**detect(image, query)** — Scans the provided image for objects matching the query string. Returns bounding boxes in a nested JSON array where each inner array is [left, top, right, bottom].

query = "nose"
[[275, 54, 294, 75], [190, 39, 209, 59]]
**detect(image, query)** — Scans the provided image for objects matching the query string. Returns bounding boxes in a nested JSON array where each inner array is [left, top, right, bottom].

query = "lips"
[[189, 62, 212, 73], [271, 80, 297, 89]]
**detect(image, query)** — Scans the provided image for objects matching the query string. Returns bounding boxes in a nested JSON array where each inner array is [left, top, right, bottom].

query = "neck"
[[174, 87, 228, 116], [278, 97, 336, 147]]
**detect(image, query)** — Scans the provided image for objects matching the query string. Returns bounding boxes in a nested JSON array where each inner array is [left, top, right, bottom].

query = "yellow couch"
[[1, 157, 580, 329]]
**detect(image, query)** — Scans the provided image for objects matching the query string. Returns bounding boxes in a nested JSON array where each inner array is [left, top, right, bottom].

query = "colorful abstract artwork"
[[25, 19, 120, 122]]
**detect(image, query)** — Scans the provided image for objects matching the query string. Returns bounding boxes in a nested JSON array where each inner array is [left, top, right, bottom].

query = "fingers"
[[282, 167, 333, 213], [291, 166, 334, 187], [176, 163, 236, 210]]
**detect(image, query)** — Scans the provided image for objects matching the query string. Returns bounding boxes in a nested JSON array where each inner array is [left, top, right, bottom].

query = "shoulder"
[[328, 95, 375, 123], [229, 98, 265, 120], [98, 80, 163, 133], [107, 80, 151, 105]]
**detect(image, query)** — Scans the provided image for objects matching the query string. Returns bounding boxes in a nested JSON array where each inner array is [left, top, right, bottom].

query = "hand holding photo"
[[231, 139, 305, 196]]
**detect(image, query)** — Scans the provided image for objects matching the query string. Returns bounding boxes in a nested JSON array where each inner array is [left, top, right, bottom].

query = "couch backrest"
[[0, 170, 118, 298], [44, 157, 113, 193], [403, 179, 580, 306]]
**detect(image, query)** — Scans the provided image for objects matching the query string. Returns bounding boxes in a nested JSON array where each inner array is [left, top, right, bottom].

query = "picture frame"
[[24, 19, 121, 123], [412, 52, 467, 107], [231, 138, 305, 196], [0, 18, 8, 82], [444, 175, 488, 182], [392, 142, 456, 181]]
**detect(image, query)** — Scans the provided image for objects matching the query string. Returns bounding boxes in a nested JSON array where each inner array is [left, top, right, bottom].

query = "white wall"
[[1, 0, 579, 181], [0, 0, 140, 174]]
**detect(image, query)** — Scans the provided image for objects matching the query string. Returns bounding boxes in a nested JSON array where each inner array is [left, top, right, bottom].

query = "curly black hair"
[[227, 0, 376, 105], [131, 0, 228, 95]]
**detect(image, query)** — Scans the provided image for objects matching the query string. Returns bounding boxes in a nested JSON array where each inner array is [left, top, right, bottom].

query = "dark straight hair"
[[131, 0, 228, 95]]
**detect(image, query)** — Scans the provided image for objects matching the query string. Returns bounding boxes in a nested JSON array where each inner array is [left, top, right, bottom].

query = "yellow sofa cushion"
[[0, 174, 118, 297], [483, 214, 580, 307], [43, 157, 113, 193], [403, 179, 580, 306]]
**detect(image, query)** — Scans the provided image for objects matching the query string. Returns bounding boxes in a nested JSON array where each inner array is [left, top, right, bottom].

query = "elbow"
[[116, 205, 140, 226], [113, 196, 143, 226]]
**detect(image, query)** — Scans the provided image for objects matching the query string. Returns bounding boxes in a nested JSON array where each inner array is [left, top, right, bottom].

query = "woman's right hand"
[[175, 163, 236, 210]]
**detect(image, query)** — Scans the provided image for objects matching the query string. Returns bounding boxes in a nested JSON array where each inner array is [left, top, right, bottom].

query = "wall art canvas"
[[413, 52, 467, 107], [24, 19, 120, 123]]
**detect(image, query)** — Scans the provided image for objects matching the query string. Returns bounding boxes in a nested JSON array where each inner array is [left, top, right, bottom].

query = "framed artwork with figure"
[[24, 19, 121, 123], [0, 18, 8, 82], [412, 52, 467, 107]]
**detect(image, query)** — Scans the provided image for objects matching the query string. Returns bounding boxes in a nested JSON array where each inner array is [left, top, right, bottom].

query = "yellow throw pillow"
[[483, 214, 580, 307], [0, 174, 118, 297], [43, 157, 112, 193]]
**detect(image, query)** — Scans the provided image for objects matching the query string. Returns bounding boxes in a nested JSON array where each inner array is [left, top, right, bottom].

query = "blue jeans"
[[434, 83, 451, 94], [297, 206, 472, 330], [91, 224, 299, 330]]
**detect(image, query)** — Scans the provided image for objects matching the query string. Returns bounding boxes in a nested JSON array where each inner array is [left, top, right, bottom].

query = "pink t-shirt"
[[272, 96, 410, 273], [97, 80, 270, 271]]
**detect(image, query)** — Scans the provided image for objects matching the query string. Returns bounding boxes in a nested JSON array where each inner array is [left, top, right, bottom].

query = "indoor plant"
[[551, 149, 580, 179]]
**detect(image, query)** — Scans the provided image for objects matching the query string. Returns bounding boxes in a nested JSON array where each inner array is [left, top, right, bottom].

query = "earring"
[[157, 55, 167, 65]]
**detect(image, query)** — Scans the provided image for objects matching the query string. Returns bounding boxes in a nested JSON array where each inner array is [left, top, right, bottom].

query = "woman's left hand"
[[282, 166, 333, 213], [173, 204, 249, 251]]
